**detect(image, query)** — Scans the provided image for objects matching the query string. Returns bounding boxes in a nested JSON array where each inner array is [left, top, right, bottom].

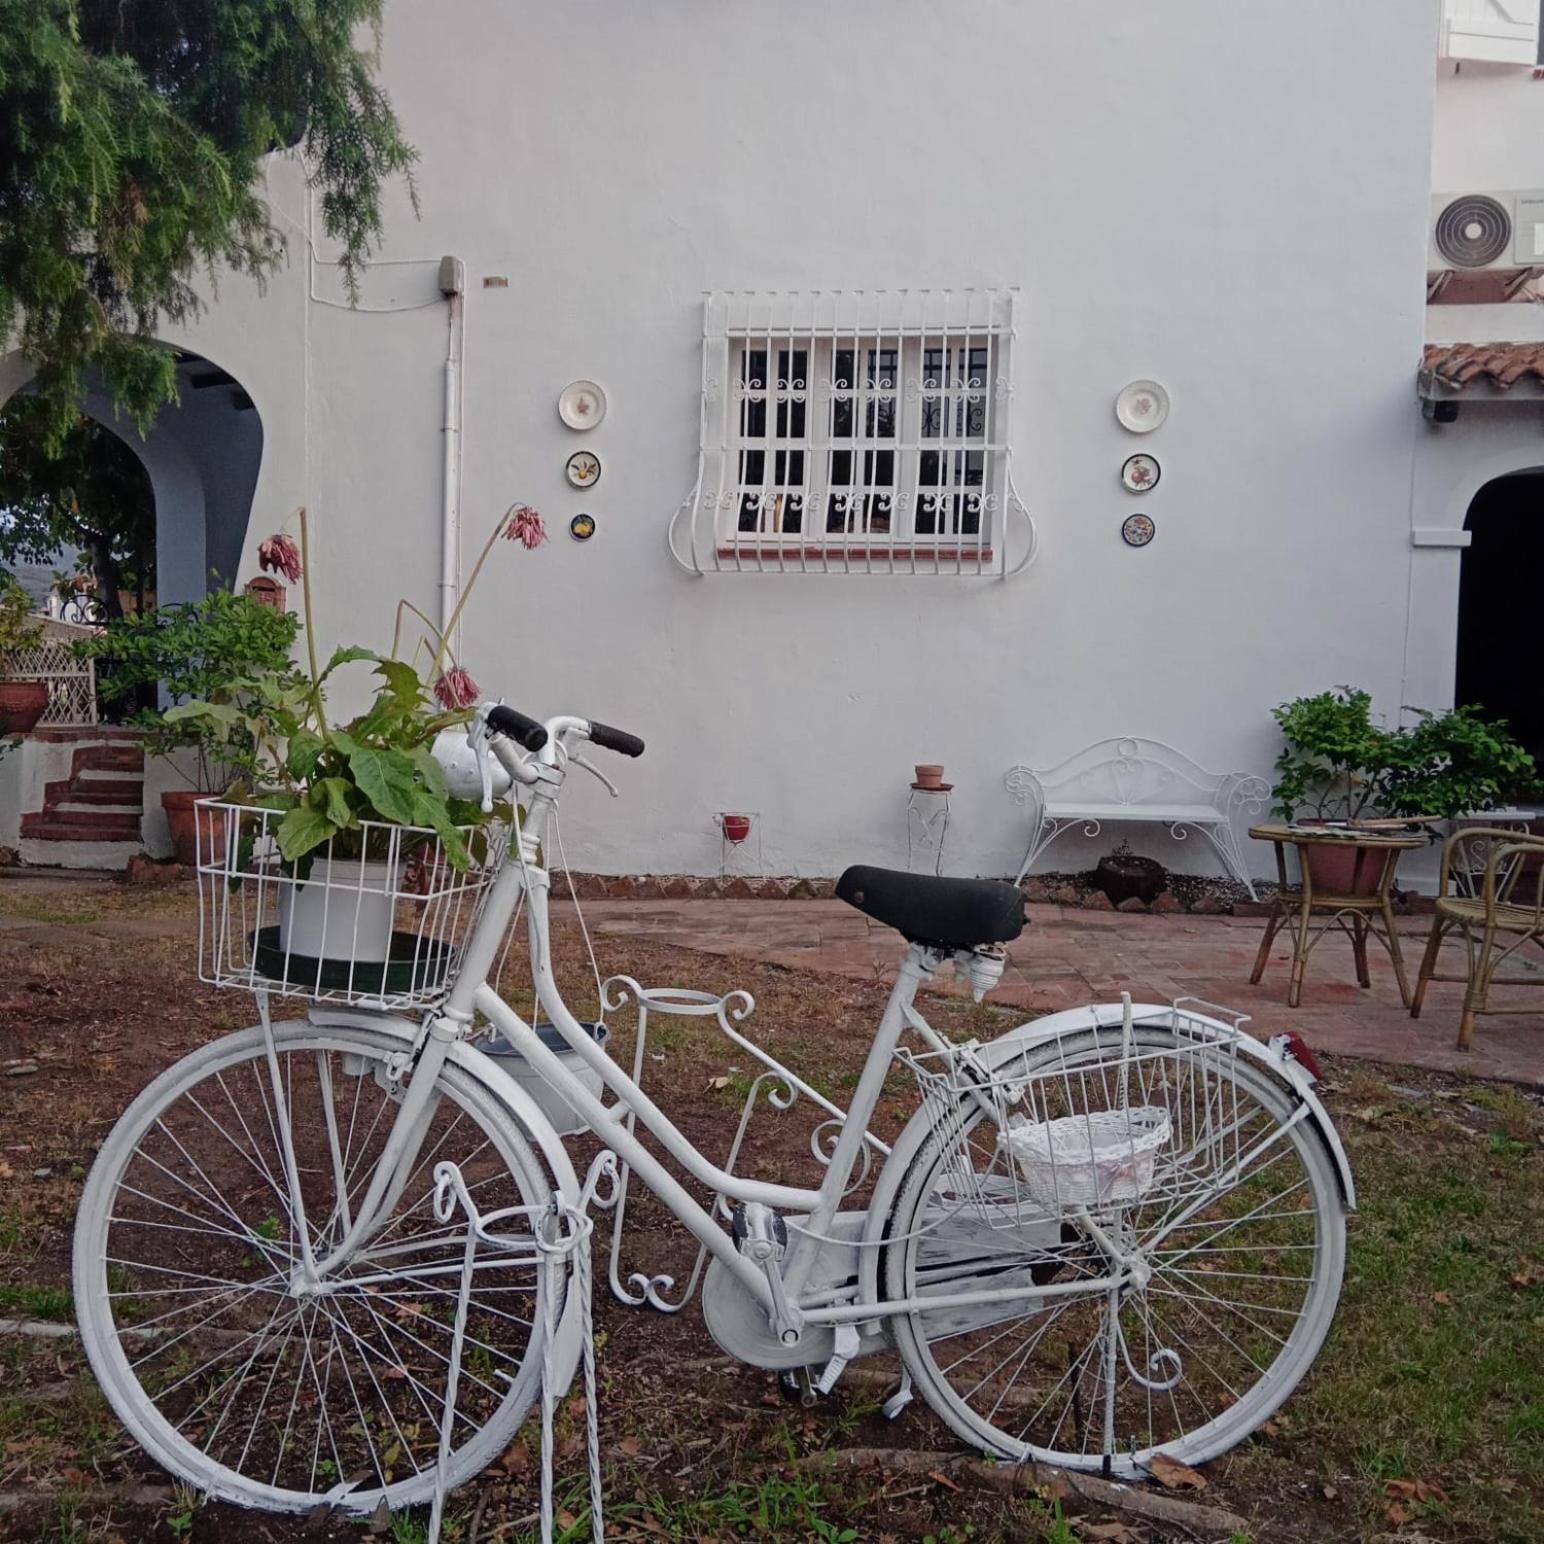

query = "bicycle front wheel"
[[883, 1024, 1345, 1476], [74, 1020, 558, 1514]]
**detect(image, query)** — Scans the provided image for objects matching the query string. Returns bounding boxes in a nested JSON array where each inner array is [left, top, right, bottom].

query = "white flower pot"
[[278, 856, 398, 964]]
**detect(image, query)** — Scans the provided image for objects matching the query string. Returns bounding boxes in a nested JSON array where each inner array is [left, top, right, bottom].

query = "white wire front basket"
[[896, 997, 1251, 1224], [193, 798, 506, 1008]]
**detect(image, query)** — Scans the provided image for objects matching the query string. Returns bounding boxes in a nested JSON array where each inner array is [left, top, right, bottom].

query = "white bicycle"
[[73, 703, 1352, 1518]]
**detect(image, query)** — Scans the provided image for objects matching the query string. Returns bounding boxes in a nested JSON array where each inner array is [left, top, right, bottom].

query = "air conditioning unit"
[[1430, 191, 1544, 272]]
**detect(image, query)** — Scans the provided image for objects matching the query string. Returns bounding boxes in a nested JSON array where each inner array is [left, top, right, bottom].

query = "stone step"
[[43, 778, 144, 807], [70, 745, 144, 777], [18, 836, 143, 871], [21, 810, 141, 839], [55, 801, 144, 817]]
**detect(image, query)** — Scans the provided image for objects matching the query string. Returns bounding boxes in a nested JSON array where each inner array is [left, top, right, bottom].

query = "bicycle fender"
[[309, 1008, 588, 1396], [989, 1002, 1356, 1209]]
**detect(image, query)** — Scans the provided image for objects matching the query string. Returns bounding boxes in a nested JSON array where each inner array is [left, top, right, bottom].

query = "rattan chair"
[[1410, 826, 1544, 1049]]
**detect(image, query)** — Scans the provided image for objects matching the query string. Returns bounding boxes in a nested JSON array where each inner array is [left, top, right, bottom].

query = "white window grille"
[[670, 289, 1036, 576]]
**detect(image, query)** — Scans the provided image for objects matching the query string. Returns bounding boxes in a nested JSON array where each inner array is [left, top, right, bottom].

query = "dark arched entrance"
[[1457, 468, 1544, 762]]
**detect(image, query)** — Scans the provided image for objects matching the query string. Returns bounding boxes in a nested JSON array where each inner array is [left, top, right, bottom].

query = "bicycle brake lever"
[[572, 753, 619, 799]]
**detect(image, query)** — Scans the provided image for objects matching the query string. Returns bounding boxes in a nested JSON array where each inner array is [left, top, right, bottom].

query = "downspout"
[[438, 256, 467, 645]]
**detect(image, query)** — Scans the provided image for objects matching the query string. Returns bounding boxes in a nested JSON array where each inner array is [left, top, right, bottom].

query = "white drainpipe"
[[438, 256, 466, 644]]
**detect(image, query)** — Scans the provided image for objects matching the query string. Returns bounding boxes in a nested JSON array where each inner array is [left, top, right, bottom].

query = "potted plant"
[[75, 589, 300, 864], [166, 504, 545, 968], [0, 572, 48, 736], [1094, 841, 1166, 906], [1271, 687, 1536, 893]]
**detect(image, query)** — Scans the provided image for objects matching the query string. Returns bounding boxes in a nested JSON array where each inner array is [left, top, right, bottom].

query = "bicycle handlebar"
[[485, 704, 548, 752], [586, 719, 646, 758]]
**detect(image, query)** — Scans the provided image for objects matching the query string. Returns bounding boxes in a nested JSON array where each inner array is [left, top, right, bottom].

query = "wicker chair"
[[1410, 827, 1544, 1049]]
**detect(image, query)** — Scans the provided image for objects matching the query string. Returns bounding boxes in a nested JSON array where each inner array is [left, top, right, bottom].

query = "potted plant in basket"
[[0, 571, 48, 737], [74, 589, 301, 863], [165, 505, 546, 976], [1271, 687, 1536, 893]]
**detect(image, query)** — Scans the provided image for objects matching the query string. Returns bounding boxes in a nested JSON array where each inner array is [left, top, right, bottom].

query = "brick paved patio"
[[572, 898, 1544, 1085]]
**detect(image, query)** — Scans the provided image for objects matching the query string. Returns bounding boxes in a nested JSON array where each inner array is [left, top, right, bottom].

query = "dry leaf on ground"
[[1147, 1451, 1207, 1490]]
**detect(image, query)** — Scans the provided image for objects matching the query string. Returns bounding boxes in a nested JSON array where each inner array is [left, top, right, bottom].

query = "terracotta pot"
[[914, 763, 945, 789], [0, 679, 49, 737], [721, 814, 752, 844], [162, 790, 222, 868], [1094, 851, 1166, 906], [1297, 824, 1395, 897]]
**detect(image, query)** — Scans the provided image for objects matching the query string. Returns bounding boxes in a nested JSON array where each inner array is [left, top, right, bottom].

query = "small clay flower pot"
[[914, 763, 945, 789], [721, 814, 753, 844]]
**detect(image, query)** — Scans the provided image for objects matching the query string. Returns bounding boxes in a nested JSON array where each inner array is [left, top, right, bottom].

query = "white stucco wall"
[[22, 1, 1456, 880]]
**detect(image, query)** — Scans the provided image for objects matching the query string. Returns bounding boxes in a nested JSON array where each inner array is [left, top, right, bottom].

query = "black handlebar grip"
[[588, 719, 645, 758], [486, 705, 548, 752]]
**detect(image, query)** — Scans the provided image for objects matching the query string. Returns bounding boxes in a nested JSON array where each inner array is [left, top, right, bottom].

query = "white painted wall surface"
[[18, 2, 1452, 880]]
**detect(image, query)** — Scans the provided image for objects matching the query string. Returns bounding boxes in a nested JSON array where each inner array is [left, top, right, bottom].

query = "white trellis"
[[7, 616, 99, 726]]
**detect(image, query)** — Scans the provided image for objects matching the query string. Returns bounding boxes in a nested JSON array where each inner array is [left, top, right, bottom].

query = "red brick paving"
[[569, 899, 1544, 1086]]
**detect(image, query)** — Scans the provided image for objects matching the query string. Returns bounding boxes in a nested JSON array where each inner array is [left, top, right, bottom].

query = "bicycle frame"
[[282, 723, 1138, 1336]]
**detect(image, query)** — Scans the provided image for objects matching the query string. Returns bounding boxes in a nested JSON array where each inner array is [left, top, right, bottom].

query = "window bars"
[[670, 288, 1037, 577], [193, 799, 506, 1009]]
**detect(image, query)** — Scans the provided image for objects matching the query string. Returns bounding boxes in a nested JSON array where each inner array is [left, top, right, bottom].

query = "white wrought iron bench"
[[1004, 737, 1270, 900]]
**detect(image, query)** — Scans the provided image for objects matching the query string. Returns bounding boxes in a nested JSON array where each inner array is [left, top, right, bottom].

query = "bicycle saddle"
[[835, 865, 1026, 950]]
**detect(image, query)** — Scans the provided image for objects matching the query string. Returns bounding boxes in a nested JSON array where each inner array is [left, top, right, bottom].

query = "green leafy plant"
[[0, 570, 43, 669], [0, 0, 417, 449], [73, 589, 299, 790], [1271, 687, 1536, 822], [167, 505, 545, 870]]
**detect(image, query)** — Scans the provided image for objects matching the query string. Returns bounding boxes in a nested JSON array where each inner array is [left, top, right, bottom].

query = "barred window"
[[673, 289, 1034, 577]]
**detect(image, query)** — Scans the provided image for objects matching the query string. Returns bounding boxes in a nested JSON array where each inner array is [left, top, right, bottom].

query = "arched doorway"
[[0, 346, 265, 616], [1457, 468, 1544, 762]]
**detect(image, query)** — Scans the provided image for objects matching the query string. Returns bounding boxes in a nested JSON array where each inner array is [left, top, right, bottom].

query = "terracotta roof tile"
[[1422, 342, 1544, 392]]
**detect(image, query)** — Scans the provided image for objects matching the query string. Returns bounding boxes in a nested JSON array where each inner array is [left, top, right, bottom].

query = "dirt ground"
[[0, 873, 1539, 1543]]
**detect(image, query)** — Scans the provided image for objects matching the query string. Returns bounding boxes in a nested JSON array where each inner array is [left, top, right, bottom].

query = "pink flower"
[[257, 534, 302, 584], [433, 665, 481, 710], [501, 503, 547, 550]]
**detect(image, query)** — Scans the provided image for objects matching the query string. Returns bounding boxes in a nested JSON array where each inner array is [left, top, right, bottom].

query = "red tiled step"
[[43, 777, 144, 807], [22, 808, 141, 838], [69, 746, 144, 778]]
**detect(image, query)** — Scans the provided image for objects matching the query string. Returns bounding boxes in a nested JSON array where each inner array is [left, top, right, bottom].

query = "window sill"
[[717, 544, 995, 563]]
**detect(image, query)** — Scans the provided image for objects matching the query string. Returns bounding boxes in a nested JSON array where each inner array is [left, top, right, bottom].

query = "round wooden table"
[[1248, 822, 1428, 1008]]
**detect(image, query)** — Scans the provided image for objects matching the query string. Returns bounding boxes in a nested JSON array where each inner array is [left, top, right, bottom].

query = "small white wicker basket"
[[999, 1105, 1172, 1208]]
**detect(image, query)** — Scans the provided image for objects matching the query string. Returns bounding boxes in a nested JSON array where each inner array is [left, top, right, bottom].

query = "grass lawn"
[[0, 875, 1539, 1542]]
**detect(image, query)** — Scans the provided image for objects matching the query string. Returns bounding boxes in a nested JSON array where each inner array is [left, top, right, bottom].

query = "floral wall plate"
[[569, 513, 597, 542], [566, 450, 601, 488], [1115, 380, 1169, 434], [1121, 453, 1160, 492], [1121, 512, 1156, 547], [558, 380, 607, 430]]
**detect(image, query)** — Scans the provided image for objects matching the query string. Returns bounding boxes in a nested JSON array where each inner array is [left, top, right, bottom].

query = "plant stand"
[[427, 1152, 614, 1544], [907, 785, 951, 876], [1247, 823, 1425, 1008], [716, 811, 764, 878]]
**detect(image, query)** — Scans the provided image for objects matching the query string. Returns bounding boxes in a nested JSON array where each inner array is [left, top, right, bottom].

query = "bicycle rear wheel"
[[74, 1020, 558, 1514], [883, 1024, 1345, 1475]]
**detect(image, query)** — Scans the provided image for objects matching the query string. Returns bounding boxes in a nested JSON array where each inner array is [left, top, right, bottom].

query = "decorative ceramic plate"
[[558, 380, 606, 430], [569, 512, 597, 542], [566, 450, 601, 488], [1121, 512, 1156, 548], [1120, 452, 1160, 493], [1115, 380, 1169, 434]]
